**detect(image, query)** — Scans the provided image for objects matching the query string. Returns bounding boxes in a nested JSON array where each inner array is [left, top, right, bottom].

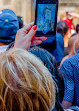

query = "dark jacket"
[[38, 33, 64, 65]]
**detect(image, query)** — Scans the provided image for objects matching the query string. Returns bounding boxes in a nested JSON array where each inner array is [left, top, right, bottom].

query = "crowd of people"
[[0, 7, 79, 111]]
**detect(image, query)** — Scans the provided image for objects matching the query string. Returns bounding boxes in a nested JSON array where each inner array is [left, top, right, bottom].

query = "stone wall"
[[0, 0, 32, 24], [59, 1, 79, 25], [60, 0, 79, 5], [0, 0, 79, 25]]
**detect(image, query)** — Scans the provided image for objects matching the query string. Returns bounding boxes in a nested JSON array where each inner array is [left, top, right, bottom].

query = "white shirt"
[[0, 45, 9, 53]]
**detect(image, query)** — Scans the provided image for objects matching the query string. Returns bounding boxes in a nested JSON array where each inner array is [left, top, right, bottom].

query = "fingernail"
[[33, 25, 37, 31], [44, 37, 47, 40]]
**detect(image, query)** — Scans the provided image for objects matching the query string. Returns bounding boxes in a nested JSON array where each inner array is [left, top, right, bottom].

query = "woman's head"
[[30, 47, 64, 102], [29, 47, 57, 76], [57, 21, 69, 37], [0, 48, 55, 111]]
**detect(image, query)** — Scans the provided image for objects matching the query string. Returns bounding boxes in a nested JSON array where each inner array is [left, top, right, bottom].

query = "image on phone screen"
[[37, 4, 56, 34]]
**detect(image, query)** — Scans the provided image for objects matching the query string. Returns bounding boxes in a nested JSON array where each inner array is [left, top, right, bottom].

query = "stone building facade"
[[0, 0, 35, 24], [0, 0, 79, 24], [59, 0, 79, 16], [59, 0, 79, 25]]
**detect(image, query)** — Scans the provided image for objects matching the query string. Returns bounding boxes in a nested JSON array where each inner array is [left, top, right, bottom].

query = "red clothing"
[[62, 18, 73, 33]]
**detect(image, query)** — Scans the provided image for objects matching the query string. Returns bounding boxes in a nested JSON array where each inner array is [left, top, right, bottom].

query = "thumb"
[[26, 25, 37, 40]]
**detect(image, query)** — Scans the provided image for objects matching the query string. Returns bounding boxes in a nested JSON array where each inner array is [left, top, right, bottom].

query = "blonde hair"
[[0, 48, 55, 111]]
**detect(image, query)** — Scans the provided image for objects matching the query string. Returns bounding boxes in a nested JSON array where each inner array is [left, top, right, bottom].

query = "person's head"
[[76, 24, 79, 33], [68, 35, 76, 54], [73, 34, 79, 54], [17, 16, 23, 29], [68, 34, 78, 55], [30, 47, 57, 76], [0, 9, 19, 45], [0, 48, 55, 111], [57, 21, 69, 37], [30, 47, 64, 102]]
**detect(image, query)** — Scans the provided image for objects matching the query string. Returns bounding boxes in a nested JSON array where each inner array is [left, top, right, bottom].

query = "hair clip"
[[5, 19, 8, 22]]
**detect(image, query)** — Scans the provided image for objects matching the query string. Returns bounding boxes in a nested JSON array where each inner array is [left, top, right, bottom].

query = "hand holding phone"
[[35, 0, 58, 37]]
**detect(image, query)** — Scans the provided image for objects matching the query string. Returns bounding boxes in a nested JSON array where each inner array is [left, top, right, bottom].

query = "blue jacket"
[[52, 33, 64, 63], [39, 33, 64, 63], [39, 35, 56, 51], [60, 49, 79, 106]]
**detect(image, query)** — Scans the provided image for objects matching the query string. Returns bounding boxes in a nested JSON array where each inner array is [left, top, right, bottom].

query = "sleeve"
[[60, 61, 75, 103], [39, 36, 56, 50]]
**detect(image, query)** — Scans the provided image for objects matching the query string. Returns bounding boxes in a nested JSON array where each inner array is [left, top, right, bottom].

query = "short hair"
[[29, 47, 56, 75], [68, 35, 77, 54], [57, 21, 69, 37], [17, 16, 23, 29], [0, 48, 55, 111], [76, 24, 79, 33], [30, 47, 64, 102]]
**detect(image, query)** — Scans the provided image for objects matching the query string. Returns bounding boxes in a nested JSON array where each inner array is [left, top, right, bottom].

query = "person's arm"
[[60, 60, 75, 109], [68, 12, 79, 19], [14, 22, 47, 50]]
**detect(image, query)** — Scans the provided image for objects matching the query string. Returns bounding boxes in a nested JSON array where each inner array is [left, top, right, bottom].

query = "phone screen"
[[37, 4, 56, 35]]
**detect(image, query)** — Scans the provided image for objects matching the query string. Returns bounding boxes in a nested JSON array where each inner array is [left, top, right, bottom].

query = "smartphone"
[[35, 0, 58, 37]]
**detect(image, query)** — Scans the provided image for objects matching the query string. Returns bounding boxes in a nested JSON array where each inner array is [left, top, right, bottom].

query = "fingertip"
[[45, 37, 47, 39], [41, 37, 47, 41], [33, 25, 37, 31]]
